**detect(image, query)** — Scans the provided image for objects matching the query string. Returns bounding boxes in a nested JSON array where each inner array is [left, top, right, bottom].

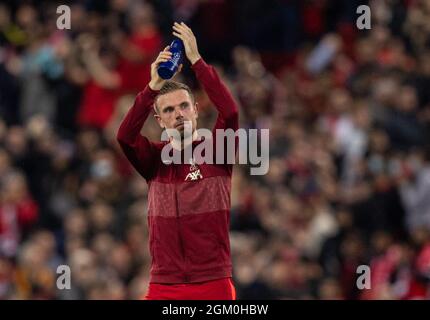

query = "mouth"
[[175, 122, 184, 129]]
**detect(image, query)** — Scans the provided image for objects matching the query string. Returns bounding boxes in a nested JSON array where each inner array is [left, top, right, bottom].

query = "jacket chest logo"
[[185, 169, 203, 181], [185, 158, 203, 181]]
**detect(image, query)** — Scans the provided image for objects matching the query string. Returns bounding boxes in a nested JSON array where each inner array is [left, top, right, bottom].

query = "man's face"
[[155, 89, 198, 138]]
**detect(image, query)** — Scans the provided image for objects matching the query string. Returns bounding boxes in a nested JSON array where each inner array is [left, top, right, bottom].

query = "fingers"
[[157, 55, 171, 63], [173, 21, 193, 39], [153, 50, 172, 67], [173, 22, 190, 33], [155, 46, 171, 65], [158, 51, 172, 59], [172, 31, 183, 41], [172, 21, 200, 64], [180, 22, 192, 33]]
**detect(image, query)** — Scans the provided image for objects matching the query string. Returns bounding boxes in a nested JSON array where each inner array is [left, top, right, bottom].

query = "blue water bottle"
[[157, 39, 184, 80]]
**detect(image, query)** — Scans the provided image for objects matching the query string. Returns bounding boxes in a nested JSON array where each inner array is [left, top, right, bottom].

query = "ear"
[[194, 102, 199, 119], [154, 114, 165, 129]]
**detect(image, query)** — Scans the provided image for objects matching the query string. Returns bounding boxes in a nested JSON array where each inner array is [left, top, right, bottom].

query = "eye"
[[180, 102, 190, 109], [164, 107, 174, 113]]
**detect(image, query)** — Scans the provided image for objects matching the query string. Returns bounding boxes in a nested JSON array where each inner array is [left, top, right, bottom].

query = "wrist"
[[149, 80, 163, 91], [189, 54, 202, 65]]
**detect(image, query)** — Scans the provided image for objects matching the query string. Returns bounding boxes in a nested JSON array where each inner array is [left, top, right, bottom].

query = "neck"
[[170, 130, 199, 151]]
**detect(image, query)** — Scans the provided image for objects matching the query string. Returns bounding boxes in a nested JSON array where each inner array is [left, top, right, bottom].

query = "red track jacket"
[[117, 58, 239, 283]]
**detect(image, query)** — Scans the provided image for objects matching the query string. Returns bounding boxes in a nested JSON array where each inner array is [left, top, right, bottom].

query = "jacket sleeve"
[[191, 58, 239, 131], [116, 85, 160, 180], [191, 58, 240, 172]]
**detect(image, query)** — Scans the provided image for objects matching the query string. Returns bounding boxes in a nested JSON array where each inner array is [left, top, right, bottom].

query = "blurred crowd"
[[1, 0, 430, 300]]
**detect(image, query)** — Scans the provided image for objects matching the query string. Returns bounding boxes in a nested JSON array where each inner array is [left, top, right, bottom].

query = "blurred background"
[[1, 0, 430, 300]]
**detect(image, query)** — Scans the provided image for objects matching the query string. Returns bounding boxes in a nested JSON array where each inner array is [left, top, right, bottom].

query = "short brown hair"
[[154, 81, 195, 113]]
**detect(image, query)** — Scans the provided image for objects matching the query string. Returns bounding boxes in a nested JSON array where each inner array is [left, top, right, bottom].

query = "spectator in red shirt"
[[117, 2, 162, 94], [75, 34, 122, 129], [0, 171, 38, 258]]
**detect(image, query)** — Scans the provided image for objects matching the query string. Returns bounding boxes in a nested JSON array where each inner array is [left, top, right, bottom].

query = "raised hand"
[[172, 22, 201, 65], [149, 46, 183, 90]]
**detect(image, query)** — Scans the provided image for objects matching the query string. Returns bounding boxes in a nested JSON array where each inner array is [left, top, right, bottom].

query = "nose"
[[174, 106, 184, 119]]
